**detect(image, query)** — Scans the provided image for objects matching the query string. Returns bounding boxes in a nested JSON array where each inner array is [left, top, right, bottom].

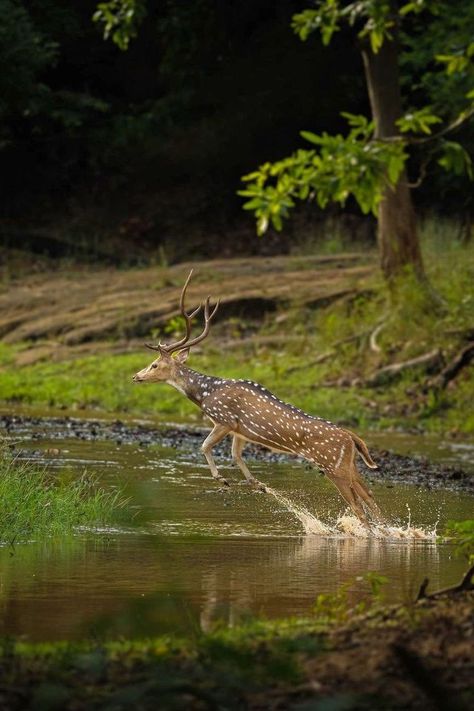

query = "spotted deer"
[[133, 271, 382, 523]]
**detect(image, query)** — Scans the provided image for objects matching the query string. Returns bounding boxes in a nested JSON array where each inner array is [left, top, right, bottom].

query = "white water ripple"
[[264, 486, 436, 540]]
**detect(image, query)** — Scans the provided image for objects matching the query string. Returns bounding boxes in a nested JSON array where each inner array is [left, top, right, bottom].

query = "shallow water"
[[0, 418, 472, 641]]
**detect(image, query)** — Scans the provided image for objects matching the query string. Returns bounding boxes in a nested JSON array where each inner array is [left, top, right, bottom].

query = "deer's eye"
[[151, 363, 158, 369]]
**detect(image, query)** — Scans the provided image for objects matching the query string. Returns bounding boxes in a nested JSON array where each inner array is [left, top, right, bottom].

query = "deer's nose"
[[132, 374, 142, 383]]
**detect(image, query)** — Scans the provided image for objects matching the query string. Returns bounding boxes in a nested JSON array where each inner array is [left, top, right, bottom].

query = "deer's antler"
[[145, 269, 219, 354]]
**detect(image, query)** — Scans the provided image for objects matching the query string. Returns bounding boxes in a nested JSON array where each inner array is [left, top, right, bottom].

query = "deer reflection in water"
[[198, 534, 439, 632]]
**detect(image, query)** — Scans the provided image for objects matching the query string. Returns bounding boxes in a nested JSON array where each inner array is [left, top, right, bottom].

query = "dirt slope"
[[0, 253, 373, 364]]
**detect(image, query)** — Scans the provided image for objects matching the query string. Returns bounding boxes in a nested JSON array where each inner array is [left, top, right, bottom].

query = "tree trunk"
[[362, 32, 425, 283]]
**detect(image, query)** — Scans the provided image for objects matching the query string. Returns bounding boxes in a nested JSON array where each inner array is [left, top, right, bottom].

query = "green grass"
[[0, 237, 473, 433], [0, 619, 315, 710], [0, 446, 125, 544], [0, 590, 472, 711], [2, 337, 472, 433], [0, 347, 370, 422]]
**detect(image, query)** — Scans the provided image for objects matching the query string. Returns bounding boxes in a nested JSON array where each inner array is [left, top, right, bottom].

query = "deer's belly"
[[235, 424, 297, 455]]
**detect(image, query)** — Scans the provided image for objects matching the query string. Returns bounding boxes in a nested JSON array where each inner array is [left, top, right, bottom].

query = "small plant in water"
[[313, 572, 389, 623], [0, 444, 126, 545], [444, 519, 474, 563]]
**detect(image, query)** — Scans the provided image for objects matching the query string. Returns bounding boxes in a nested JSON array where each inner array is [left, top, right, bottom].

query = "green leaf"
[[438, 141, 473, 178], [257, 215, 269, 236], [300, 130, 324, 146], [271, 213, 283, 231], [397, 108, 442, 135]]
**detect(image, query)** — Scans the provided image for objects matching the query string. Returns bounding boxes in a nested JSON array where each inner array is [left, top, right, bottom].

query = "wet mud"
[[2, 413, 472, 492]]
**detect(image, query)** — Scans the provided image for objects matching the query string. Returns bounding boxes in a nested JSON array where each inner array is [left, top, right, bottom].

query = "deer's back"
[[201, 380, 350, 466]]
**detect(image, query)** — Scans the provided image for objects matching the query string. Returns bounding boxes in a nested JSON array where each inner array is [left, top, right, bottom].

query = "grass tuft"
[[0, 445, 125, 545]]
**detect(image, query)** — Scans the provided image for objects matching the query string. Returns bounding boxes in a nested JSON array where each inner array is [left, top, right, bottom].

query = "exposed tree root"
[[416, 564, 474, 602], [286, 330, 371, 374], [369, 319, 387, 353], [426, 341, 474, 390], [365, 348, 443, 386]]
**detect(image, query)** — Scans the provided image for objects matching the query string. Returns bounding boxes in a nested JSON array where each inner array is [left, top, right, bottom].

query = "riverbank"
[[2, 413, 473, 493], [0, 444, 124, 545], [1, 589, 472, 710], [1, 243, 473, 435]]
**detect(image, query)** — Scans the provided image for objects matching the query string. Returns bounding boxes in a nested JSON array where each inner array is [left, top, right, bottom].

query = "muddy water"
[[1, 419, 473, 642]]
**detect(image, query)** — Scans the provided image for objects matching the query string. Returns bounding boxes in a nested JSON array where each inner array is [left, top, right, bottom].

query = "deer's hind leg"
[[232, 436, 267, 492], [351, 467, 384, 522], [326, 439, 382, 524], [320, 439, 371, 524], [201, 424, 231, 487], [325, 472, 369, 524]]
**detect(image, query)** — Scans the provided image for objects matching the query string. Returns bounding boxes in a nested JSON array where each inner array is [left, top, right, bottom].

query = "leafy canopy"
[[240, 114, 407, 235], [93, 0, 146, 50], [238, 0, 473, 235]]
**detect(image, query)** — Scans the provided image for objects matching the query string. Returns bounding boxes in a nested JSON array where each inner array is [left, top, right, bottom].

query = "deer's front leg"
[[201, 424, 231, 487], [232, 436, 267, 492]]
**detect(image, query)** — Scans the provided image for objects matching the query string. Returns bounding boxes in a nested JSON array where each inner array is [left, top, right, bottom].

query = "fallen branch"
[[426, 341, 474, 390], [286, 330, 370, 374], [443, 326, 474, 341], [369, 320, 386, 353], [365, 349, 443, 387], [286, 349, 336, 373], [416, 564, 474, 602]]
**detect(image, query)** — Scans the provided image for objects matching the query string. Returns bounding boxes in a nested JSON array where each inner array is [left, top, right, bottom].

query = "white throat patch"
[[166, 380, 187, 396]]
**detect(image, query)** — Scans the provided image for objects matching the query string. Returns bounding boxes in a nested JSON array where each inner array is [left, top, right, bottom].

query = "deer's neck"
[[168, 365, 225, 407]]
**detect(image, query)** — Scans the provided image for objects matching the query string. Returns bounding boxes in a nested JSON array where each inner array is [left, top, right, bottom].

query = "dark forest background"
[[1, 0, 472, 264]]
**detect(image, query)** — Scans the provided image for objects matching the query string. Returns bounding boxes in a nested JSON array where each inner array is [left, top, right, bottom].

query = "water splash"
[[264, 486, 331, 535], [335, 513, 436, 540], [264, 486, 437, 540]]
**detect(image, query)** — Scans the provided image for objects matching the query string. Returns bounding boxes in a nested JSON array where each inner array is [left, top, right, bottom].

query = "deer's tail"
[[346, 430, 378, 469]]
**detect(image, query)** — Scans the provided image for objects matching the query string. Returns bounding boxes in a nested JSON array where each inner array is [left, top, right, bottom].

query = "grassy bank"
[[1, 590, 472, 710], [0, 446, 124, 544], [0, 237, 473, 434]]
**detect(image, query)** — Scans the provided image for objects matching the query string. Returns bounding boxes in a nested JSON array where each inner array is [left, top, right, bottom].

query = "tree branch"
[[369, 320, 386, 353], [285, 330, 371, 374], [365, 349, 443, 386], [427, 342, 474, 390], [408, 106, 474, 145], [416, 564, 474, 601], [380, 106, 474, 146], [406, 158, 429, 189]]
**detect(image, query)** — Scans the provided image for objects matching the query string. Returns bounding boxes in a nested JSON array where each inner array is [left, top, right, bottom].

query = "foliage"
[[0, 0, 472, 240], [93, 0, 146, 50], [240, 0, 474, 237], [0, 0, 366, 228], [0, 232, 472, 433], [0, 591, 469, 710], [313, 572, 389, 623], [0, 444, 125, 544], [292, 0, 397, 53], [0, 0, 56, 145], [445, 519, 474, 562], [239, 114, 407, 234], [401, 0, 474, 116]]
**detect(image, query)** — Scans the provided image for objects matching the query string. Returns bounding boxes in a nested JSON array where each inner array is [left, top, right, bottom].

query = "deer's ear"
[[175, 349, 189, 363]]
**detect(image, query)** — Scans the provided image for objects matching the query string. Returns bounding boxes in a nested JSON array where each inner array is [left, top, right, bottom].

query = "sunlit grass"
[[0, 236, 472, 432], [0, 445, 125, 544]]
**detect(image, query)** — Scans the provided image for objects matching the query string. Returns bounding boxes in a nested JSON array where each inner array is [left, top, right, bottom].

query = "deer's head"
[[132, 270, 219, 384]]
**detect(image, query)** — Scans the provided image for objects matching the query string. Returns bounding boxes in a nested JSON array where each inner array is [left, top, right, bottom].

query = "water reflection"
[[0, 420, 471, 642], [0, 531, 457, 641]]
